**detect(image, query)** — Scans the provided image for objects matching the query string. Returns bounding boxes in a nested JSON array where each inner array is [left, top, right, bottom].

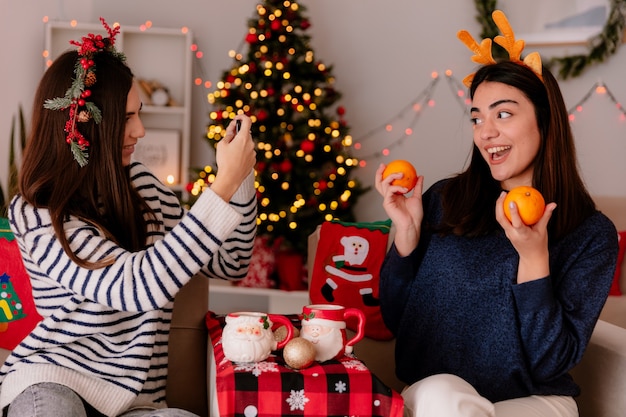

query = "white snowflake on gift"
[[286, 389, 310, 411], [234, 361, 280, 377], [335, 380, 347, 393], [342, 359, 368, 371]]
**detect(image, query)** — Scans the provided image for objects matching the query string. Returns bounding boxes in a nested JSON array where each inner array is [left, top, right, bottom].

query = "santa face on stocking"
[[322, 235, 378, 307], [310, 220, 393, 341]]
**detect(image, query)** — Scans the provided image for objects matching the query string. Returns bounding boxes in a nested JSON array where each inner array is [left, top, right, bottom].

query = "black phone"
[[235, 119, 241, 133]]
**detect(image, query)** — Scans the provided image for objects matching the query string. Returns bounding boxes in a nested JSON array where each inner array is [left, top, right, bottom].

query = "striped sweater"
[[0, 162, 257, 416]]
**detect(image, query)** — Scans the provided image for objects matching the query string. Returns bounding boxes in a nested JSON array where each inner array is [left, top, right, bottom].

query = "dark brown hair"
[[20, 50, 154, 268], [438, 61, 595, 239]]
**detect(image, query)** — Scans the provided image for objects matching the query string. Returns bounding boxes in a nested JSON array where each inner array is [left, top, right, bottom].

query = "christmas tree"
[[188, 0, 366, 258]]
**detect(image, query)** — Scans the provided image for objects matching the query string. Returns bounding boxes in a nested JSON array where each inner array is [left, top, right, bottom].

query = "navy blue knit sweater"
[[380, 179, 618, 402]]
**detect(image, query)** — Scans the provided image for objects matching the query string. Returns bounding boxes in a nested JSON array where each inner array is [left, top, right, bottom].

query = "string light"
[[43, 18, 626, 131], [347, 72, 626, 164], [186, 32, 624, 167], [566, 81, 626, 121], [350, 73, 440, 162]]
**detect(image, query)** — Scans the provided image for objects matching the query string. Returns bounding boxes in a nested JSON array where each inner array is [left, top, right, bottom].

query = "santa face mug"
[[221, 312, 295, 363], [300, 304, 366, 362]]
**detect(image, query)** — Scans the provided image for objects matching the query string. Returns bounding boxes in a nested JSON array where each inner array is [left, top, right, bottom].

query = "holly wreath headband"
[[44, 18, 126, 167], [457, 9, 543, 88]]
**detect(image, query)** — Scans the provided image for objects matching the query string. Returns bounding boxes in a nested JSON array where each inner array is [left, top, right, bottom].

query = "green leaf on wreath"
[[475, 0, 626, 79], [70, 142, 89, 168], [43, 97, 72, 111], [85, 102, 102, 124]]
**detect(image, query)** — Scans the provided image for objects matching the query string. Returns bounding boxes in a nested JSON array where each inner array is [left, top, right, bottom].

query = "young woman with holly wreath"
[[0, 19, 257, 417]]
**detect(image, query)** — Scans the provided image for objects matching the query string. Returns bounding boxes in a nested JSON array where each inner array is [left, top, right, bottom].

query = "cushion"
[[0, 217, 42, 350], [610, 230, 626, 296], [309, 220, 393, 340]]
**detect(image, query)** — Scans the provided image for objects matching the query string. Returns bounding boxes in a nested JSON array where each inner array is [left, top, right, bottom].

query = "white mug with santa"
[[300, 304, 366, 362], [221, 311, 295, 363]]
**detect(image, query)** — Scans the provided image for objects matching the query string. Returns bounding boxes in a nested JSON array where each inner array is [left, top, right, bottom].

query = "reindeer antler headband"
[[457, 10, 543, 87], [44, 18, 125, 167]]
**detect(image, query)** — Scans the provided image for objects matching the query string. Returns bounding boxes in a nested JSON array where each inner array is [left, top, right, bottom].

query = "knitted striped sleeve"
[[8, 163, 257, 313], [128, 163, 257, 281]]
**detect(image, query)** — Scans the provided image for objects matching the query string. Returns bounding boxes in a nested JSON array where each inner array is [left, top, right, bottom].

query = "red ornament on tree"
[[279, 159, 293, 173], [256, 161, 267, 173], [257, 109, 269, 121], [300, 140, 315, 154], [271, 20, 282, 31], [336, 106, 346, 116], [301, 19, 311, 30], [245, 33, 258, 44]]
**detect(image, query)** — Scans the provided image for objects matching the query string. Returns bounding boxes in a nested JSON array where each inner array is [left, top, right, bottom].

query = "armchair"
[[0, 274, 210, 417]]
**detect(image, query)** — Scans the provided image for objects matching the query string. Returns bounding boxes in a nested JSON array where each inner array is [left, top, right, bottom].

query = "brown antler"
[[457, 10, 543, 87]]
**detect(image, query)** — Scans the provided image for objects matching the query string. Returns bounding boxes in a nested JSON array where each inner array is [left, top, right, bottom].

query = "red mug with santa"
[[300, 304, 366, 362], [221, 311, 295, 363]]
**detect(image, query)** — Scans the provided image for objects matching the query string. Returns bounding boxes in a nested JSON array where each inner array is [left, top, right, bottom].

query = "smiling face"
[[122, 83, 145, 166], [471, 81, 541, 191]]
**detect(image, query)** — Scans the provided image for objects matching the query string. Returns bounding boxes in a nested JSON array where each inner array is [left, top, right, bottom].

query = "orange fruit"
[[382, 160, 418, 193], [503, 186, 545, 226]]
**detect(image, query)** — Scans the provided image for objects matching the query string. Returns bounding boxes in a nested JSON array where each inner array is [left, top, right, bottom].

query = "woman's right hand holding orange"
[[375, 163, 424, 256]]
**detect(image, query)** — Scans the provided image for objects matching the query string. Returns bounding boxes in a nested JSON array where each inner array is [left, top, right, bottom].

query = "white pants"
[[402, 374, 578, 417]]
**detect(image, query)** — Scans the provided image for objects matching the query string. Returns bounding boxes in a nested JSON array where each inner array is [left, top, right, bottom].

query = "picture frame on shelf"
[[134, 129, 181, 186]]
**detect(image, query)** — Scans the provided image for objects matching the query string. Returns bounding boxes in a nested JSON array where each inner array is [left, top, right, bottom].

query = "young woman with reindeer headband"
[[0, 18, 257, 417], [376, 10, 618, 417]]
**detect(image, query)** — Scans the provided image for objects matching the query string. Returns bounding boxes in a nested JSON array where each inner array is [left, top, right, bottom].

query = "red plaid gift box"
[[206, 312, 404, 417]]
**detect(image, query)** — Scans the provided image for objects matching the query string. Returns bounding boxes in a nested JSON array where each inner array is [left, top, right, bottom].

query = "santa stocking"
[[310, 219, 393, 340]]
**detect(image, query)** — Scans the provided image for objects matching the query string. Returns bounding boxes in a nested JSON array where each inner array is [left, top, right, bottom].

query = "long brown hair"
[[20, 50, 154, 268], [438, 61, 595, 240]]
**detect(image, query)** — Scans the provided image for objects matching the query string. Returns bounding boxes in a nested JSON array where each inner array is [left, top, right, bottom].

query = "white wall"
[[2, 0, 625, 223]]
